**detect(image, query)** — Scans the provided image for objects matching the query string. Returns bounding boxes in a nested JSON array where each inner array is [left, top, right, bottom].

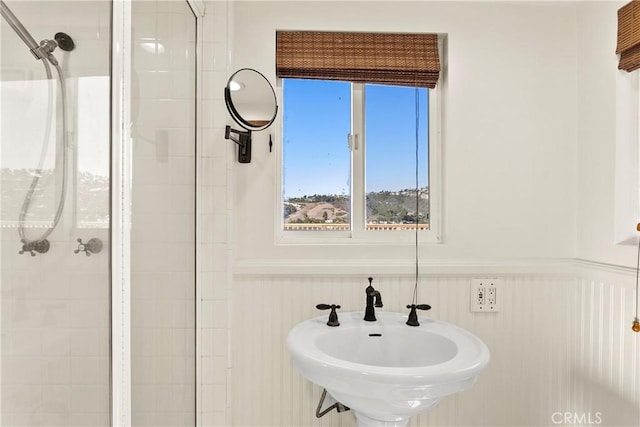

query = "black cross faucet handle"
[[413, 304, 432, 311], [406, 303, 432, 327], [316, 304, 341, 327], [316, 304, 340, 310]]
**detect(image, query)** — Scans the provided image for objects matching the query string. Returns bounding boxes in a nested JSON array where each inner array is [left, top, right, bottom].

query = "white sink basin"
[[287, 311, 490, 427]]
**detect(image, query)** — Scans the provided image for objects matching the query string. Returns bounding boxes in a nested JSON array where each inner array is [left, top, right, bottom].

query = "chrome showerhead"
[[54, 32, 75, 52]]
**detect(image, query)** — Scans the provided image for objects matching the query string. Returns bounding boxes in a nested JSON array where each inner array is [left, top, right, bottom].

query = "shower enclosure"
[[1, 0, 201, 425]]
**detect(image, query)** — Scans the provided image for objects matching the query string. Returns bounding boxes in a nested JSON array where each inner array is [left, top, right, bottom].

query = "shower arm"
[[1, 1, 38, 47], [1, 0, 50, 61]]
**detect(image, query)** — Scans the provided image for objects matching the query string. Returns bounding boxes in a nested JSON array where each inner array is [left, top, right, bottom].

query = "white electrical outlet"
[[470, 279, 501, 312], [487, 286, 496, 306]]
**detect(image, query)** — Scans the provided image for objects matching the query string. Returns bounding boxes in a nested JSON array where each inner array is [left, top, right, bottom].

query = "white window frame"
[[614, 69, 640, 245], [274, 80, 443, 246]]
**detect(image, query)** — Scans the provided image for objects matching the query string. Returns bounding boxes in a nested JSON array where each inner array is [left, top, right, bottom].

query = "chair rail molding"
[[233, 257, 579, 278]]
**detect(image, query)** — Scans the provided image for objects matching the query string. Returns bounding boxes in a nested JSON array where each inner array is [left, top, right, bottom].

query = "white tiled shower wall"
[[0, 0, 230, 424], [2, 0, 201, 425], [1, 1, 111, 425], [129, 0, 198, 425], [200, 1, 233, 426]]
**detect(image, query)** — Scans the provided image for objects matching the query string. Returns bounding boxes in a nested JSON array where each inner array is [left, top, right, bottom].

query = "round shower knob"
[[74, 238, 103, 256]]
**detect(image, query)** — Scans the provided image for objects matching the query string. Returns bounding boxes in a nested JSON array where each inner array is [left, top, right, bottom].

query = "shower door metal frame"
[[111, 0, 132, 424], [189, 3, 205, 427], [111, 0, 204, 425]]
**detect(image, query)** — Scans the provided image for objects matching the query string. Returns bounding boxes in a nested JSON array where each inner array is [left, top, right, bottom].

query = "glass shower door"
[[1, 0, 112, 425], [130, 1, 197, 425]]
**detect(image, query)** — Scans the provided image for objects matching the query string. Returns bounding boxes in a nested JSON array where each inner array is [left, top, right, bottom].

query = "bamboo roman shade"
[[276, 31, 440, 89], [617, 0, 640, 71]]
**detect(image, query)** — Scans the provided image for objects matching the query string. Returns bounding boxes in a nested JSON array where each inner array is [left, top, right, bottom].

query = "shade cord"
[[632, 225, 640, 332], [635, 234, 640, 320]]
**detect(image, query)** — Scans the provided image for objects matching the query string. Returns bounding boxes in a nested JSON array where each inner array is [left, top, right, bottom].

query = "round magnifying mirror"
[[224, 68, 278, 131]]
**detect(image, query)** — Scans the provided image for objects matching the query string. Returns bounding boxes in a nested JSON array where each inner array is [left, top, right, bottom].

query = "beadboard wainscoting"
[[231, 269, 640, 426], [571, 263, 640, 427]]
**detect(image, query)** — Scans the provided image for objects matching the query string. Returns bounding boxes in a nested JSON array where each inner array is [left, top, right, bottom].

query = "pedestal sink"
[[287, 311, 490, 427]]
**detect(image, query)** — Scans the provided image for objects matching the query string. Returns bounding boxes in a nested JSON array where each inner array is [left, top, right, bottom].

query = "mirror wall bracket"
[[224, 126, 252, 163]]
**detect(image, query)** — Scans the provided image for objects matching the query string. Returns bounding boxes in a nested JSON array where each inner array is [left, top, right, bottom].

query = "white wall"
[[214, 2, 640, 427], [576, 0, 639, 268], [230, 1, 578, 268]]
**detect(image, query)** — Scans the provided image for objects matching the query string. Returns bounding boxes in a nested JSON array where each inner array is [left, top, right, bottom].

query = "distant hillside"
[[1, 168, 109, 227], [284, 187, 429, 224], [284, 194, 349, 224]]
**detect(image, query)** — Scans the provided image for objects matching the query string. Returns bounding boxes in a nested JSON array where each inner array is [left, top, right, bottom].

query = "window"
[[276, 31, 441, 242], [614, 1, 640, 245], [282, 79, 352, 231], [613, 70, 640, 245], [364, 84, 429, 231], [280, 78, 439, 240]]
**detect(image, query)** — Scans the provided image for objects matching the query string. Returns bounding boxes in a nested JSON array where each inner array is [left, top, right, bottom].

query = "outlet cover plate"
[[470, 279, 501, 313]]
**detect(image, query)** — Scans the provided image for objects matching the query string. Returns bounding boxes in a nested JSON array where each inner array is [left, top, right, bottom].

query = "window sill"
[[275, 229, 442, 246]]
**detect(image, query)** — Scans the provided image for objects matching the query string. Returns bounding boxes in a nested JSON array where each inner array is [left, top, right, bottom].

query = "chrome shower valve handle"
[[18, 238, 50, 256], [74, 238, 103, 256]]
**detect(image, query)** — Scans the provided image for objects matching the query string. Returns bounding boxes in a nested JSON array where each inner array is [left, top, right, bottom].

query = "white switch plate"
[[470, 279, 501, 313]]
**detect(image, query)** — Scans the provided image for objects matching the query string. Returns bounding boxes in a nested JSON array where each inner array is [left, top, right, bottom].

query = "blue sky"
[[282, 79, 428, 199]]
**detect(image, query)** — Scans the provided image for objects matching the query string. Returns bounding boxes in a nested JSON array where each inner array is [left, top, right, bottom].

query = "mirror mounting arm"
[[225, 125, 252, 163]]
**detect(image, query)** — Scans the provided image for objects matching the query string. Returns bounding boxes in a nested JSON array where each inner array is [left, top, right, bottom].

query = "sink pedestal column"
[[354, 412, 410, 427]]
